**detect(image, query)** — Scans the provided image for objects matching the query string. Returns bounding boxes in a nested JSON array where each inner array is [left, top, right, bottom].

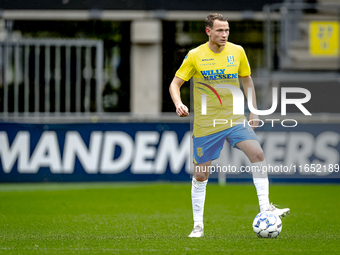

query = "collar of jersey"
[[205, 42, 228, 54]]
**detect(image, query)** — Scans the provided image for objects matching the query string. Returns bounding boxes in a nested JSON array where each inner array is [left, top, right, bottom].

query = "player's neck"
[[208, 41, 225, 53]]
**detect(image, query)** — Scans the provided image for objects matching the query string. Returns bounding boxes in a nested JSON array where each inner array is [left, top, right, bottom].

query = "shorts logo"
[[247, 126, 255, 135], [197, 147, 204, 157], [227, 55, 235, 65]]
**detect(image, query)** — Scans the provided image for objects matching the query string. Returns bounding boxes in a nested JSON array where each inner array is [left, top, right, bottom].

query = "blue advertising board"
[[0, 122, 190, 182], [0, 122, 340, 182]]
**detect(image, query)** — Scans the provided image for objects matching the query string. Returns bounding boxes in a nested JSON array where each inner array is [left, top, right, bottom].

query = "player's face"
[[207, 20, 229, 47]]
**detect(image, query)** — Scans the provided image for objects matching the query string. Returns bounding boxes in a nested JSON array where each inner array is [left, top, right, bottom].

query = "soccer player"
[[169, 13, 290, 238]]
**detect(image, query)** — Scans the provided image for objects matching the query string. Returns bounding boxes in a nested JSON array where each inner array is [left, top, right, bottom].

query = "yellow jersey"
[[175, 42, 251, 137]]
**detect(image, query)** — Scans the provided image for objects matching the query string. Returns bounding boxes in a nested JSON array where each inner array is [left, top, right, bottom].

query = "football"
[[252, 211, 282, 238]]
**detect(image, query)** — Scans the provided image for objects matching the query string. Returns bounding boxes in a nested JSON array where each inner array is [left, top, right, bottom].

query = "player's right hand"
[[176, 104, 189, 117]]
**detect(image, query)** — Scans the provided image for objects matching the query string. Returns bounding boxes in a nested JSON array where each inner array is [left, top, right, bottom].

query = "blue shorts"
[[193, 124, 259, 164]]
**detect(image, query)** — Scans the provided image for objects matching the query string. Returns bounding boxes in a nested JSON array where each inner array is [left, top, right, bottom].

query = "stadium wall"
[[1, 116, 340, 183]]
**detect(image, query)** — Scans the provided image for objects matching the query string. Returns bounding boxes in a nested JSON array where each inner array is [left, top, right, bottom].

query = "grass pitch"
[[0, 182, 340, 254]]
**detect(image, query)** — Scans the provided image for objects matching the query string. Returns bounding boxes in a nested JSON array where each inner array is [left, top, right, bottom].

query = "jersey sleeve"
[[238, 47, 251, 77], [175, 51, 196, 81]]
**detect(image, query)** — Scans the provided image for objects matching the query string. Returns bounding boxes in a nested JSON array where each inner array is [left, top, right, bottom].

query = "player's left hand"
[[249, 113, 260, 129]]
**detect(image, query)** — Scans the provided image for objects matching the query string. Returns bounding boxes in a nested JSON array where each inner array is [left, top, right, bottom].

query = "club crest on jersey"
[[227, 55, 235, 65], [197, 147, 204, 157]]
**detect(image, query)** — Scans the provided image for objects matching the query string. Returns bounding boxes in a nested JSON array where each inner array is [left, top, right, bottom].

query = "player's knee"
[[254, 149, 265, 162], [194, 173, 208, 182]]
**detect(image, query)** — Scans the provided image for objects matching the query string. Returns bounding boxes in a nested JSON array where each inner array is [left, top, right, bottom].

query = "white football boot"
[[188, 224, 204, 238], [265, 203, 290, 218]]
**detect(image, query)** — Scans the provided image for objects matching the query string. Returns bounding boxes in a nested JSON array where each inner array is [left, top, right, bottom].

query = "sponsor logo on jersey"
[[197, 82, 222, 106], [200, 69, 237, 81], [202, 58, 214, 61]]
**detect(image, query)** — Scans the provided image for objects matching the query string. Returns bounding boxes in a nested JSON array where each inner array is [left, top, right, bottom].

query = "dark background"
[[0, 0, 283, 11]]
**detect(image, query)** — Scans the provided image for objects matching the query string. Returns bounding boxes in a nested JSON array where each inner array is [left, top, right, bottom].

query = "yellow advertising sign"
[[309, 21, 339, 56]]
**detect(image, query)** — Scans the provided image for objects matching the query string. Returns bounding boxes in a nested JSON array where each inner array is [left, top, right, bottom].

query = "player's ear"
[[205, 27, 211, 36]]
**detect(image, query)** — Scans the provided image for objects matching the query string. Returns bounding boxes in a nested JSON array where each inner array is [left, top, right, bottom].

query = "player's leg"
[[236, 139, 290, 218], [236, 139, 269, 211], [189, 160, 211, 237], [189, 130, 227, 237]]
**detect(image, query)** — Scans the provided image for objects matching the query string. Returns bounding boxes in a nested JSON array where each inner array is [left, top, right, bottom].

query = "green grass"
[[0, 182, 340, 254]]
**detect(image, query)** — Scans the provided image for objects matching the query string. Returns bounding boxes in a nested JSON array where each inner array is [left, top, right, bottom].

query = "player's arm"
[[240, 75, 259, 129], [169, 76, 189, 117]]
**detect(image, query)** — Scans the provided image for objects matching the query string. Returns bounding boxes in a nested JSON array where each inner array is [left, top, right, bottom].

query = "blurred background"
[[0, 0, 340, 182]]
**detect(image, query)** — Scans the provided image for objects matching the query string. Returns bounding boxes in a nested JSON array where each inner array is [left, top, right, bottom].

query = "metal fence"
[[0, 38, 103, 117]]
